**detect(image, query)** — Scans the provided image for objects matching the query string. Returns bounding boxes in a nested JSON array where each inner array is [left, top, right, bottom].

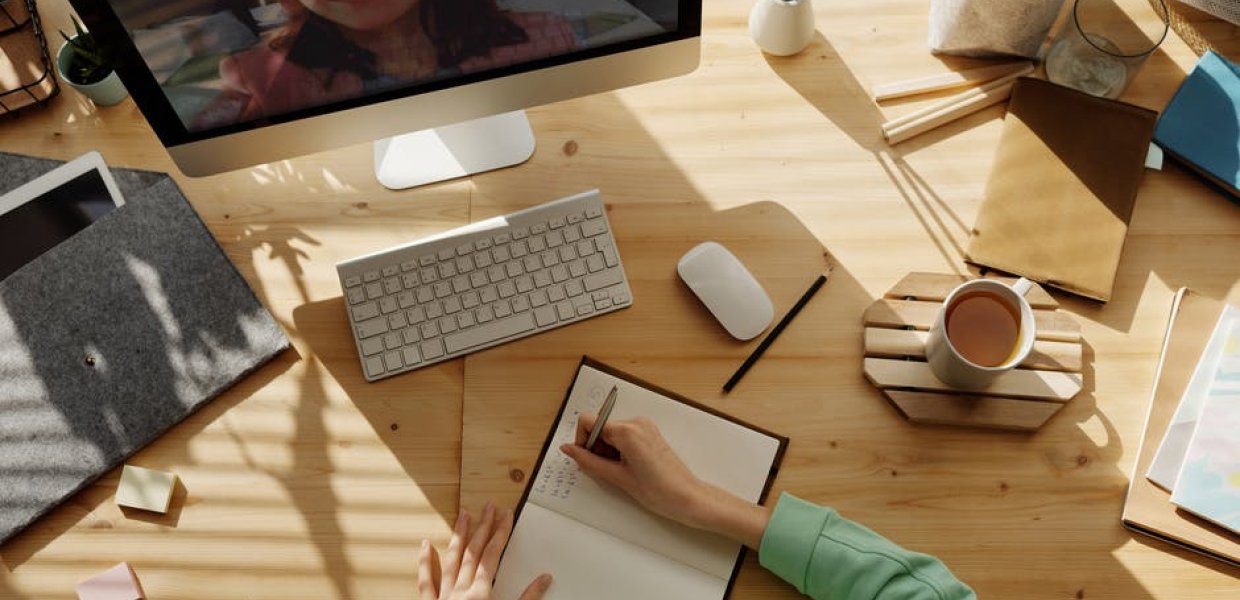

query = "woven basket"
[[1178, 0, 1240, 25]]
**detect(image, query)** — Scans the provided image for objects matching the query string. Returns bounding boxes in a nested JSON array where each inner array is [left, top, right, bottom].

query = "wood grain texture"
[[864, 327, 1083, 371], [1, 1, 1238, 599], [885, 271, 1060, 308], [884, 390, 1063, 431], [863, 298, 1083, 341], [864, 358, 1082, 401]]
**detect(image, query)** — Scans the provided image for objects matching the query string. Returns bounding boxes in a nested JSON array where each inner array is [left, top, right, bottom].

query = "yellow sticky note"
[[115, 465, 177, 514]]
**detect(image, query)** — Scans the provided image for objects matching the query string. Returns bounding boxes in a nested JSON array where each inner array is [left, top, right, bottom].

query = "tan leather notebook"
[[966, 77, 1158, 302], [1121, 289, 1240, 567]]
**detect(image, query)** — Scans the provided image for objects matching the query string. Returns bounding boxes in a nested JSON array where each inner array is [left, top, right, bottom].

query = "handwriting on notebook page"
[[534, 383, 608, 500]]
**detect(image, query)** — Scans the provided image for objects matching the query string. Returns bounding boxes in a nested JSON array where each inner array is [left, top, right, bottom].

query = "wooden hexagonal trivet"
[[863, 273, 1084, 431]]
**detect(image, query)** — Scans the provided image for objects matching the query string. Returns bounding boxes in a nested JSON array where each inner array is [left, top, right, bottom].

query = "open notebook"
[[493, 358, 788, 600]]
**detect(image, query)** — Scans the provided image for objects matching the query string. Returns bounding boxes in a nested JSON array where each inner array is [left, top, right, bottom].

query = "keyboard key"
[[480, 286, 499, 303], [439, 316, 458, 334], [444, 313, 536, 354], [477, 305, 495, 323], [546, 231, 564, 248], [453, 276, 470, 294], [559, 246, 577, 262], [380, 297, 398, 314], [434, 282, 452, 298], [513, 227, 529, 240], [523, 256, 541, 272], [475, 253, 493, 269], [420, 268, 438, 283], [577, 240, 595, 257], [457, 243, 473, 257], [457, 257, 474, 273], [356, 317, 388, 339], [516, 276, 534, 293], [567, 212, 584, 224], [566, 281, 584, 297], [365, 356, 386, 378], [568, 261, 587, 278], [462, 292, 481, 309], [465, 271, 484, 288], [383, 265, 399, 277], [498, 281, 517, 298], [402, 274, 419, 289], [347, 287, 367, 305], [612, 292, 630, 305], [551, 265, 569, 283], [421, 322, 439, 338], [564, 226, 581, 244], [457, 312, 476, 329], [438, 262, 456, 278], [576, 302, 595, 317], [531, 223, 548, 235], [384, 332, 401, 350], [585, 255, 605, 273], [512, 296, 530, 312], [419, 255, 436, 267], [541, 252, 560, 268], [549, 285, 567, 302], [365, 282, 383, 299], [532, 270, 552, 288], [438, 249, 454, 261], [488, 266, 506, 283], [352, 302, 380, 322], [534, 306, 556, 326], [344, 275, 363, 288], [385, 351, 403, 370], [586, 205, 603, 219], [492, 246, 511, 262], [388, 312, 408, 330], [528, 237, 546, 252], [417, 287, 435, 304], [360, 337, 384, 356], [402, 327, 421, 344], [595, 297, 613, 310], [398, 291, 417, 309], [475, 238, 492, 251], [494, 233, 511, 245], [506, 262, 524, 278], [550, 216, 566, 229], [530, 290, 549, 307], [426, 303, 444, 319], [363, 270, 381, 282], [584, 270, 623, 292], [407, 306, 426, 324], [494, 302, 512, 318], [444, 297, 462, 314], [402, 346, 421, 366], [582, 221, 607, 237], [602, 246, 619, 268], [421, 340, 445, 360], [511, 241, 528, 258], [556, 302, 574, 321], [401, 260, 418, 272]]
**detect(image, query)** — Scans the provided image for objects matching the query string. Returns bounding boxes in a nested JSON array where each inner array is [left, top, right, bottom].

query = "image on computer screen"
[[109, 0, 682, 133]]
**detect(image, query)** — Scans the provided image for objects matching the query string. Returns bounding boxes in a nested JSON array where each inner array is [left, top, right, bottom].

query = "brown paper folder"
[[966, 78, 1158, 302], [1121, 289, 1240, 567]]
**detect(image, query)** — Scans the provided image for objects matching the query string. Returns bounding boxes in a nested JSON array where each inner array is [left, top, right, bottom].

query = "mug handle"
[[1011, 277, 1034, 297]]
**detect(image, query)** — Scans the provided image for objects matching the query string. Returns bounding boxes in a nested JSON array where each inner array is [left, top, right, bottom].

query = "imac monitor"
[[70, 1, 702, 188]]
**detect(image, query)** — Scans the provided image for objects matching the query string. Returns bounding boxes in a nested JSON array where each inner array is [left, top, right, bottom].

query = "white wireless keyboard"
[[337, 190, 633, 381]]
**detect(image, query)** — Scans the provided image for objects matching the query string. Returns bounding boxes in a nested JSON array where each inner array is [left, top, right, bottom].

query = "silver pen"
[[584, 385, 619, 452]]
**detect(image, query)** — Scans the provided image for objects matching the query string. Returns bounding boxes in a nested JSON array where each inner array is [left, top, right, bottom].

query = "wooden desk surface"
[[2, 1, 1238, 598]]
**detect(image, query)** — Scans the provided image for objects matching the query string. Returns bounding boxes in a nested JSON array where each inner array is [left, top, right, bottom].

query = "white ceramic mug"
[[925, 278, 1036, 390]]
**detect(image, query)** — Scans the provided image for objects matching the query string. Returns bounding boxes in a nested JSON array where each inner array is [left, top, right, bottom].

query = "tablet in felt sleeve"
[[966, 77, 1158, 302], [1153, 50, 1240, 202], [0, 152, 289, 545]]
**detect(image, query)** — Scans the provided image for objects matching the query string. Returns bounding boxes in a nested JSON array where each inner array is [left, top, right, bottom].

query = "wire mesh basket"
[[1177, 0, 1240, 26], [0, 0, 60, 115]]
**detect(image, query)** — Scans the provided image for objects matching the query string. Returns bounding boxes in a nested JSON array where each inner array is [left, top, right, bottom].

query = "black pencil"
[[722, 273, 828, 392]]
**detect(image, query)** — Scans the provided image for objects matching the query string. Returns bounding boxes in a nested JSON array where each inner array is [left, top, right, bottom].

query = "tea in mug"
[[945, 290, 1020, 367]]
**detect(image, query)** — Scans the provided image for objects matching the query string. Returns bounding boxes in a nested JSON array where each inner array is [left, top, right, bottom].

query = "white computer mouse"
[[677, 242, 774, 340]]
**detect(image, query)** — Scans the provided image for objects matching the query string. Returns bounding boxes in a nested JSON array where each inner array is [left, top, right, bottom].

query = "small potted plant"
[[56, 15, 127, 106]]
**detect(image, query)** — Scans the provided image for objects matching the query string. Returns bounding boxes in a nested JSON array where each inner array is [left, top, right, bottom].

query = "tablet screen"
[[0, 170, 119, 280]]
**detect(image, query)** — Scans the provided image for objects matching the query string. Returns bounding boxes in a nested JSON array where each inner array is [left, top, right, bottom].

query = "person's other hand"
[[418, 502, 553, 600]]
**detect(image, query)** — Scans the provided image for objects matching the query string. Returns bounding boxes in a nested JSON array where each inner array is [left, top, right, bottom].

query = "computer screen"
[[83, 1, 695, 145]]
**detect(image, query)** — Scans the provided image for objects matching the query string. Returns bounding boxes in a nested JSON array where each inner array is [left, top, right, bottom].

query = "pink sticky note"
[[76, 562, 145, 600]]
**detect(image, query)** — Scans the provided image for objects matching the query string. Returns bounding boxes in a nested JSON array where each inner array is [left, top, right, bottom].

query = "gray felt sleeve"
[[0, 152, 290, 545]]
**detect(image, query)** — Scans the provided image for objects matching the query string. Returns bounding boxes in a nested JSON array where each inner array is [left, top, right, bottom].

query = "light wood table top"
[[3, 1, 1238, 598]]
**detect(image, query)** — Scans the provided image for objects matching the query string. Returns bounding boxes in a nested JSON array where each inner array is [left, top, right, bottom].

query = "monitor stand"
[[373, 110, 536, 190]]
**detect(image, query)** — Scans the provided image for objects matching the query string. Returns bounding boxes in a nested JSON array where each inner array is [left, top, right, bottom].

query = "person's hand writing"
[[418, 502, 552, 600], [559, 415, 771, 548]]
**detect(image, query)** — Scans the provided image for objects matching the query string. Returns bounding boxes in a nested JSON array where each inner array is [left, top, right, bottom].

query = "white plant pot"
[[749, 0, 817, 56], [56, 39, 128, 106]]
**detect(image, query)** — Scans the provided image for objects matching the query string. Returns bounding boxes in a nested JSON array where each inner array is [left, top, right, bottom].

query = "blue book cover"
[[1154, 51, 1240, 201]]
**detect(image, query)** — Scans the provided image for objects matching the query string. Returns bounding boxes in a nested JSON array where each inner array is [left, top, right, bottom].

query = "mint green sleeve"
[[758, 493, 976, 600]]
